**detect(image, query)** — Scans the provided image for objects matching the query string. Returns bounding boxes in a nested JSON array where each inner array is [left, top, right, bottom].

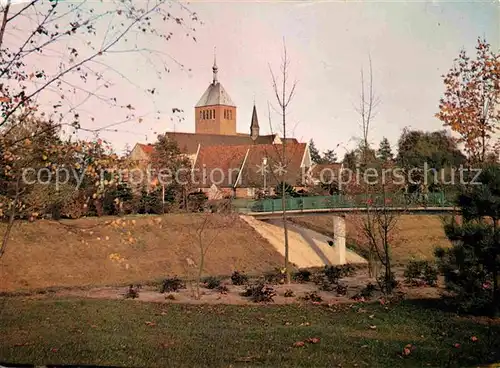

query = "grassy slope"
[[291, 215, 453, 264], [1, 297, 499, 367], [0, 214, 284, 292]]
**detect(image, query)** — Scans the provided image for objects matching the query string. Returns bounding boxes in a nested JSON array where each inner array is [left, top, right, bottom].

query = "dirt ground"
[[0, 214, 285, 292], [27, 266, 441, 306], [291, 215, 453, 264]]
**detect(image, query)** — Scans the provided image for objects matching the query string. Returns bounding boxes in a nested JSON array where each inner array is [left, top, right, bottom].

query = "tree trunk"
[[481, 124, 486, 163], [196, 248, 204, 300], [282, 135, 291, 283], [384, 222, 392, 294], [0, 2, 10, 51], [282, 180, 291, 284], [0, 176, 20, 259], [492, 218, 499, 317], [0, 208, 15, 259]]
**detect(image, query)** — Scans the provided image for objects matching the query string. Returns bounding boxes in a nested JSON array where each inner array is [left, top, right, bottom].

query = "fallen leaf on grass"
[[471, 336, 478, 342], [401, 344, 415, 357], [293, 341, 305, 347], [369, 325, 377, 330], [453, 343, 461, 348], [306, 337, 320, 344], [299, 322, 311, 326], [145, 321, 156, 327], [284, 321, 292, 326], [50, 348, 58, 353], [368, 314, 375, 319]]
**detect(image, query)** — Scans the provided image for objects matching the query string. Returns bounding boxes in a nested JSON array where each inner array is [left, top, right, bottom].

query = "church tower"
[[250, 103, 260, 141], [195, 52, 237, 135]]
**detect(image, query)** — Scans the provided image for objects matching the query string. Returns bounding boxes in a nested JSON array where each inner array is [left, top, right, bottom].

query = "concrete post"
[[333, 215, 346, 264]]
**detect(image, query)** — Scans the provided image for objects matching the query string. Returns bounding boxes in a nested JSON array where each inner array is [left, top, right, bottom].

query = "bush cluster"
[[231, 271, 249, 285], [351, 283, 376, 300], [124, 284, 141, 299], [241, 283, 276, 303], [301, 291, 322, 302], [292, 269, 312, 283], [404, 260, 438, 287], [160, 277, 185, 293], [202, 276, 222, 289], [311, 265, 356, 292]]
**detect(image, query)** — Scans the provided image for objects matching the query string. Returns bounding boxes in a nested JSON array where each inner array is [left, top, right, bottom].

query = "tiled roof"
[[192, 145, 250, 187], [164, 132, 278, 155], [137, 143, 155, 155], [133, 134, 301, 158], [193, 142, 308, 188], [241, 143, 308, 187]]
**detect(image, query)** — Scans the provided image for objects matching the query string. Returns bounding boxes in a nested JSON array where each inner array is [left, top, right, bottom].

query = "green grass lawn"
[[1, 297, 499, 368]]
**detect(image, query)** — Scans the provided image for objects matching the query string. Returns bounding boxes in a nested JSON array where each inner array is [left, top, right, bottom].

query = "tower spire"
[[212, 46, 218, 84], [250, 102, 260, 141]]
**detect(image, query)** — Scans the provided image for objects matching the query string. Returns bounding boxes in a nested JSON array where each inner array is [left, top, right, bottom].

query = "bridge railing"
[[233, 192, 456, 213]]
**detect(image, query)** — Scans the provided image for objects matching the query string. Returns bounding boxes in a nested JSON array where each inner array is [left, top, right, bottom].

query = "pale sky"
[[7, 0, 499, 155]]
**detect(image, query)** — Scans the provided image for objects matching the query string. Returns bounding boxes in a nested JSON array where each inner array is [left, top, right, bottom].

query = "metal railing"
[[233, 192, 457, 213]]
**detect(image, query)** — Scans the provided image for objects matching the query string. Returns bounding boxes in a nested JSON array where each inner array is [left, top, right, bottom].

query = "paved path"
[[240, 215, 366, 267], [267, 219, 333, 265]]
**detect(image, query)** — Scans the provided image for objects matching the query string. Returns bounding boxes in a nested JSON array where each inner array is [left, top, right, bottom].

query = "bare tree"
[[0, 0, 198, 132], [190, 199, 236, 299], [268, 39, 297, 284], [360, 182, 399, 293], [356, 55, 380, 158], [353, 55, 382, 277]]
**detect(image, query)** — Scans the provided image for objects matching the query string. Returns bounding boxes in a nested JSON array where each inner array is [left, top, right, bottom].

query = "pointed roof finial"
[[250, 101, 260, 140], [212, 46, 218, 84]]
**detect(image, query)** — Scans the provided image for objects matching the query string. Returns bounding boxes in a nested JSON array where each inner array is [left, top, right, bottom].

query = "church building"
[[129, 56, 312, 198]]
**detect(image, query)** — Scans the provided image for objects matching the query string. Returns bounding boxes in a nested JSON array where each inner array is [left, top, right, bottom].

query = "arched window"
[[212, 109, 215, 119]]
